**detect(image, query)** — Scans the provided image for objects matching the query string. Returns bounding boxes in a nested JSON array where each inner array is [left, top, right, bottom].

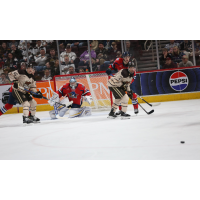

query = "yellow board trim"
[[3, 92, 200, 114]]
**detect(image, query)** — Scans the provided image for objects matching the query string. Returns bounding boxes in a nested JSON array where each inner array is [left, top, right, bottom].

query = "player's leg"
[[29, 98, 40, 122], [0, 92, 17, 116], [120, 94, 131, 118], [132, 92, 139, 114], [12, 89, 33, 123], [108, 87, 125, 118]]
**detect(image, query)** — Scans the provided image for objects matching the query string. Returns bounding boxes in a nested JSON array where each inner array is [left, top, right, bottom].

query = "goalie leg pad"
[[69, 107, 91, 118], [58, 107, 69, 117], [49, 110, 57, 119]]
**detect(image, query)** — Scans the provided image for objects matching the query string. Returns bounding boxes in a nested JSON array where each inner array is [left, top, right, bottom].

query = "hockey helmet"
[[69, 77, 77, 89], [26, 63, 33, 69], [122, 51, 131, 58]]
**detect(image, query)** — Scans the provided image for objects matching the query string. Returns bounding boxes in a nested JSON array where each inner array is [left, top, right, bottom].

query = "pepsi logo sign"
[[169, 71, 189, 91]]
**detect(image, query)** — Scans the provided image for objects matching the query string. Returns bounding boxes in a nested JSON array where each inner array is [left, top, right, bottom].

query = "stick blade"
[[148, 110, 154, 115]]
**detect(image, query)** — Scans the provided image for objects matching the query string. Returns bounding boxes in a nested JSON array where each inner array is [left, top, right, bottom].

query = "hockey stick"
[[138, 102, 154, 115], [136, 93, 160, 107], [21, 87, 72, 108]]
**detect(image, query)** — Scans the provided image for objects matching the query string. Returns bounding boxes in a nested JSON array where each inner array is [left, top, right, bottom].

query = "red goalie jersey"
[[57, 82, 91, 105]]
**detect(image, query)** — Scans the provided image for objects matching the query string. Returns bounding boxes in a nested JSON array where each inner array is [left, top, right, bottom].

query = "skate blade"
[[121, 117, 130, 120], [23, 123, 34, 126], [107, 116, 117, 119]]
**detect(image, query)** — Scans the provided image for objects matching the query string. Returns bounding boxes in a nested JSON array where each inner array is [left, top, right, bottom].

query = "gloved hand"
[[32, 91, 43, 99], [13, 80, 18, 89], [84, 95, 93, 105], [127, 90, 133, 100]]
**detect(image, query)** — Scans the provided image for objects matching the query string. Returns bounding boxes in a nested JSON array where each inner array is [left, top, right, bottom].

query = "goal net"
[[53, 72, 112, 110]]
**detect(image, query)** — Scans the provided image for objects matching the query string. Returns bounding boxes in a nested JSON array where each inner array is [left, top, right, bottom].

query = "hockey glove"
[[13, 80, 19, 89], [106, 68, 112, 76], [84, 95, 93, 105], [127, 90, 133, 100], [32, 91, 43, 99]]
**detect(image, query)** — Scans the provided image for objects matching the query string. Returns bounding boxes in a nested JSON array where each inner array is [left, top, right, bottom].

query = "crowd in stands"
[[159, 40, 199, 69], [0, 40, 200, 85]]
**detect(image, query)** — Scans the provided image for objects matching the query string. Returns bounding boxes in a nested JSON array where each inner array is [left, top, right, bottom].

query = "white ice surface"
[[0, 99, 200, 160]]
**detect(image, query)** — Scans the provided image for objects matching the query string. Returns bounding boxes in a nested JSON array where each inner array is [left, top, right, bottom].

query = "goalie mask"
[[69, 77, 77, 89]]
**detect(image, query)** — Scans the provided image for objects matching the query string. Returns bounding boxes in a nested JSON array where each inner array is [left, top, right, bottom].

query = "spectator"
[[60, 44, 77, 63], [125, 40, 135, 57], [162, 57, 177, 69], [78, 44, 96, 68], [61, 55, 75, 74], [22, 51, 34, 62], [0, 42, 10, 56], [71, 40, 87, 47], [3, 68, 11, 81], [10, 44, 22, 60], [180, 40, 192, 52], [46, 48, 58, 66], [178, 55, 193, 67], [33, 40, 46, 55], [0, 73, 10, 84], [160, 48, 172, 67], [4, 53, 18, 71], [18, 40, 32, 50], [41, 69, 52, 81], [0, 61, 3, 74], [79, 68, 85, 73], [59, 43, 65, 52], [108, 41, 118, 63], [116, 51, 122, 58], [8, 40, 18, 48], [95, 42, 108, 65], [45, 62, 52, 73], [51, 59, 60, 77], [90, 40, 98, 50], [103, 40, 114, 50], [171, 46, 184, 64], [34, 49, 47, 71], [22, 42, 33, 56], [67, 66, 76, 74], [165, 40, 180, 53]]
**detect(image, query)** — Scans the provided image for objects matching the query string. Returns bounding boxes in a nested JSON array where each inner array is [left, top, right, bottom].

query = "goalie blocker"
[[49, 77, 93, 119]]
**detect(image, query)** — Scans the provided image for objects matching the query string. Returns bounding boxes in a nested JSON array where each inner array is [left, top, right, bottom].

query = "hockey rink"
[[0, 99, 200, 160]]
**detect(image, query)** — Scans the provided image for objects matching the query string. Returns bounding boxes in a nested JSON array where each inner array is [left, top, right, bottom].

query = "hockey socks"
[[0, 103, 13, 116]]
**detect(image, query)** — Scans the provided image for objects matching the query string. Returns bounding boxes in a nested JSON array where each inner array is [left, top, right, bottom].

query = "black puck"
[[180, 141, 185, 144]]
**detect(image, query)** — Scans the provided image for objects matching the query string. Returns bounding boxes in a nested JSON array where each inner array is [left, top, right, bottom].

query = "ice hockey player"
[[107, 65, 135, 119], [0, 64, 36, 118], [8, 63, 42, 123], [49, 77, 93, 119], [106, 51, 139, 115]]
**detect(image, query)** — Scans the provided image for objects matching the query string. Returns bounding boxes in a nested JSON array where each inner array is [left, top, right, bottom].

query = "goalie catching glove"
[[83, 95, 93, 105], [32, 91, 43, 99]]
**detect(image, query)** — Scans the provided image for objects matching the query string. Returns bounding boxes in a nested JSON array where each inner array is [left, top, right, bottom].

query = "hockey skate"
[[23, 116, 33, 124], [120, 111, 131, 119], [134, 108, 139, 114], [115, 110, 123, 117], [107, 108, 117, 119], [29, 115, 40, 123]]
